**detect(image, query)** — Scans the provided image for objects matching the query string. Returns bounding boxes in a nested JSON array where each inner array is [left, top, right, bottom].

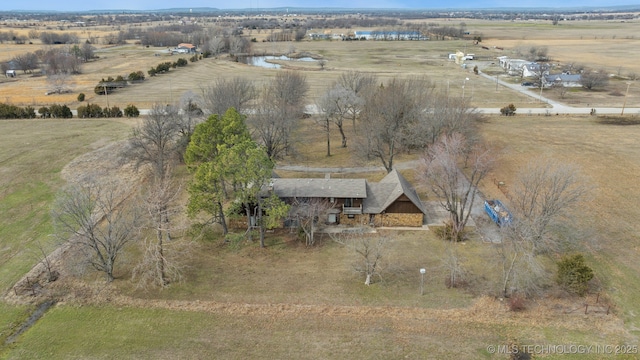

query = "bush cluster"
[[38, 104, 73, 118], [147, 58, 187, 77], [77, 104, 124, 118], [0, 103, 36, 119], [500, 103, 517, 116]]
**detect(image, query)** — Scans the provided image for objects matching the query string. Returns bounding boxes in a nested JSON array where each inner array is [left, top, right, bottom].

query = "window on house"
[[344, 198, 353, 207]]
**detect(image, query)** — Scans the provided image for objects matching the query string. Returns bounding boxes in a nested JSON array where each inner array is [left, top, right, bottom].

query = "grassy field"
[[1, 18, 640, 110], [1, 16, 640, 359]]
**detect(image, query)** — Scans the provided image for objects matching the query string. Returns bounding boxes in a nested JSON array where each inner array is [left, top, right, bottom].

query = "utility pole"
[[621, 81, 632, 115]]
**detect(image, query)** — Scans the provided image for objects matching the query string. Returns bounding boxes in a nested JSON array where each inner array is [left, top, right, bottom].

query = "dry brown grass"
[[480, 114, 640, 332]]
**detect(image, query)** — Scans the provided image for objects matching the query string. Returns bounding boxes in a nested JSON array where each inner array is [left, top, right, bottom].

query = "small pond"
[[240, 55, 317, 69]]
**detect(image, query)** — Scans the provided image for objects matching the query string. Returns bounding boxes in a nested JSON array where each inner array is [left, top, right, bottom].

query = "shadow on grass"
[[596, 116, 640, 125]]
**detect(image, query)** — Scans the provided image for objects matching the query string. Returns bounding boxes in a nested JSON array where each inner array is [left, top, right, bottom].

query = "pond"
[[240, 55, 317, 69]]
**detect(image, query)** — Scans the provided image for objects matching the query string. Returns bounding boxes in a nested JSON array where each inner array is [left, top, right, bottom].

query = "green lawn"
[[0, 118, 133, 353]]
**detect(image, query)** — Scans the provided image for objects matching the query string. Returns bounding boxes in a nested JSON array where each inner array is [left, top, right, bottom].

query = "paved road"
[[477, 71, 640, 115]]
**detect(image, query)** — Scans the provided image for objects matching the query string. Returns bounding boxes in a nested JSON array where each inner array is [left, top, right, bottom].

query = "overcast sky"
[[1, 0, 638, 11]]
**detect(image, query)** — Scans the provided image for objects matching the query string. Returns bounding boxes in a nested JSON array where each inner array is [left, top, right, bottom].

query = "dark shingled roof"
[[363, 170, 426, 214], [263, 170, 425, 215], [268, 178, 367, 199]]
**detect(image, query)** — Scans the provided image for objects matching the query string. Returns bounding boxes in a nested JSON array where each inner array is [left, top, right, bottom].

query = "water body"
[[241, 55, 316, 69]]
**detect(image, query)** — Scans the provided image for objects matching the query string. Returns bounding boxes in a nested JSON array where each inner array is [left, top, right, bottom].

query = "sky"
[[1, 0, 639, 12]]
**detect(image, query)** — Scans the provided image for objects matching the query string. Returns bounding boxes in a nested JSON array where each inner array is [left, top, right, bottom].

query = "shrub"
[[433, 222, 466, 242], [124, 104, 140, 118], [77, 103, 103, 118], [103, 106, 123, 118], [556, 254, 594, 296], [38, 106, 51, 118], [176, 58, 188, 67], [77, 93, 85, 102], [49, 104, 72, 118], [0, 104, 36, 119], [509, 293, 527, 311], [128, 70, 145, 82], [500, 103, 517, 116]]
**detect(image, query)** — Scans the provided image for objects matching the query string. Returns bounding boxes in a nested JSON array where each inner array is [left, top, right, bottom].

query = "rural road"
[[477, 71, 640, 115]]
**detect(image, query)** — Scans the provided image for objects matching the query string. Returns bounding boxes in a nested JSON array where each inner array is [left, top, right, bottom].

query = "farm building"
[[5, 70, 16, 78], [234, 170, 426, 229], [352, 30, 427, 41]]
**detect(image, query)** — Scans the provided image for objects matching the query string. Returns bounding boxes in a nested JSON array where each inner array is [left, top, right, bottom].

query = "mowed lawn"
[[0, 119, 133, 345]]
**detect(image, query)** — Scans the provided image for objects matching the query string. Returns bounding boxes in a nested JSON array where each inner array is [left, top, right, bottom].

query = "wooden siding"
[[371, 213, 424, 227], [384, 195, 423, 214]]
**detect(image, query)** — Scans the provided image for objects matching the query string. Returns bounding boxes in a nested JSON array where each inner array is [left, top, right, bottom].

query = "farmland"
[[1, 13, 640, 359]]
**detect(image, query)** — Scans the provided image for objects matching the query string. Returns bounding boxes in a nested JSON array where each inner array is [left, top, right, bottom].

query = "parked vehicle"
[[521, 81, 534, 86], [484, 200, 512, 226]]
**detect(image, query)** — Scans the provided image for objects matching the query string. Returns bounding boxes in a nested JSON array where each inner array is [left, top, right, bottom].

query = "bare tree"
[[200, 77, 257, 116], [127, 103, 181, 184], [337, 71, 377, 130], [412, 92, 480, 150], [497, 157, 591, 297], [317, 84, 358, 151], [508, 157, 590, 254], [248, 94, 293, 160], [176, 91, 204, 159], [289, 198, 331, 246], [80, 41, 96, 62], [40, 47, 82, 75], [133, 177, 186, 287], [229, 36, 251, 55], [33, 240, 58, 283], [553, 82, 569, 99], [357, 77, 432, 173], [580, 68, 609, 90], [52, 181, 140, 282], [420, 133, 494, 241], [11, 52, 39, 74], [46, 72, 73, 94], [330, 231, 389, 285], [261, 71, 309, 155], [269, 71, 309, 118]]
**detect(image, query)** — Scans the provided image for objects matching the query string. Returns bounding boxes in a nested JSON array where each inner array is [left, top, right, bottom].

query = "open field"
[[1, 18, 640, 110], [1, 16, 640, 359]]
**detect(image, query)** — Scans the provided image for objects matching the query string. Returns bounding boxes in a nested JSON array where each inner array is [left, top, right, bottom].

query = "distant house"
[[352, 30, 427, 41], [544, 73, 582, 87], [175, 43, 197, 53], [5, 70, 16, 78], [522, 63, 550, 78], [497, 57, 530, 76], [246, 170, 426, 229]]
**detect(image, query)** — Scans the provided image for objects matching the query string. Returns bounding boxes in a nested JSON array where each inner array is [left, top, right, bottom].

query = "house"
[[5, 70, 16, 78], [522, 63, 550, 78], [544, 73, 582, 87], [257, 170, 426, 228], [175, 43, 197, 53], [352, 30, 427, 41]]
